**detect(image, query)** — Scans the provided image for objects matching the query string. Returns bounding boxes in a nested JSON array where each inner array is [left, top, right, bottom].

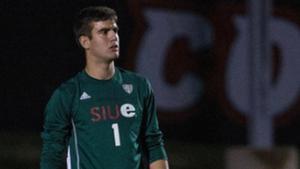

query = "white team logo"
[[80, 92, 91, 100], [122, 84, 133, 94]]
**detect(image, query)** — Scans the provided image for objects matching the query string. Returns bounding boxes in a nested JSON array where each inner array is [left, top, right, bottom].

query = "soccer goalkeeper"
[[40, 6, 169, 169]]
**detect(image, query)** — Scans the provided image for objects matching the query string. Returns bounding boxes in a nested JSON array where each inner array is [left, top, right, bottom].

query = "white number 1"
[[112, 123, 121, 147]]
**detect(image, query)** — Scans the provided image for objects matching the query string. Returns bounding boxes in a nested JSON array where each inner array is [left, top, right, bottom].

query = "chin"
[[109, 55, 119, 61], [113, 53, 120, 59]]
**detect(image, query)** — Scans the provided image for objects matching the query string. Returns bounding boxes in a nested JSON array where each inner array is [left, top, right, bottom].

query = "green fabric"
[[40, 67, 167, 169]]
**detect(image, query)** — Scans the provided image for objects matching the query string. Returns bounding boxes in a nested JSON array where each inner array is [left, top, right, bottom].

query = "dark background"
[[0, 0, 128, 130]]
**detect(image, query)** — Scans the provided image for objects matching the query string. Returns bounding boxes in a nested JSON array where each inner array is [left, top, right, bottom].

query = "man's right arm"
[[40, 88, 72, 169]]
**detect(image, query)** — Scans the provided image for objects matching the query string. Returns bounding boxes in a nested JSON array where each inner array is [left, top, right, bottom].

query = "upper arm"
[[40, 87, 73, 169]]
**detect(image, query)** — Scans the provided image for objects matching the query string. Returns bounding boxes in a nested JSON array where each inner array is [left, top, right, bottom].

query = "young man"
[[40, 6, 169, 169]]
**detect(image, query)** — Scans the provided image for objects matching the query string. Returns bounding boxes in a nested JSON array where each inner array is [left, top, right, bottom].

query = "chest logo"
[[122, 84, 133, 94], [90, 103, 136, 122], [80, 92, 91, 100], [120, 103, 136, 118]]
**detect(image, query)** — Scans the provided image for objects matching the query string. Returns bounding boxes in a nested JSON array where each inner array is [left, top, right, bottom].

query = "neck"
[[85, 60, 116, 80]]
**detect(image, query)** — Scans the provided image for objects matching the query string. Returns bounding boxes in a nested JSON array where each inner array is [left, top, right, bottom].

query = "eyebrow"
[[97, 25, 119, 33]]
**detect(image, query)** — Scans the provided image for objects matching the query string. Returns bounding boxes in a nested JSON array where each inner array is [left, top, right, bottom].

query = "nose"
[[109, 30, 118, 41]]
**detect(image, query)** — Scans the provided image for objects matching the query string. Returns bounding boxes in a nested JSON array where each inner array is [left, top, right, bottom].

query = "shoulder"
[[117, 67, 153, 93], [45, 73, 82, 115], [118, 67, 149, 84], [53, 72, 81, 98]]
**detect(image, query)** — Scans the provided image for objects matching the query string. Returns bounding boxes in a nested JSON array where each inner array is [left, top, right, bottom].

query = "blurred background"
[[0, 0, 299, 168]]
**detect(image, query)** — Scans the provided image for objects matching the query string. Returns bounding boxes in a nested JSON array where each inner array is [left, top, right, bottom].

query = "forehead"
[[91, 20, 118, 30]]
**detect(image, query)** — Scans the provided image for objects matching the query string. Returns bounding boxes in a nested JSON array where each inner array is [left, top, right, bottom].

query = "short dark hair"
[[73, 6, 118, 45]]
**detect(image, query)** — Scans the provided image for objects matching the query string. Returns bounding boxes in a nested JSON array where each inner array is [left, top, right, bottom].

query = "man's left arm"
[[143, 79, 169, 169]]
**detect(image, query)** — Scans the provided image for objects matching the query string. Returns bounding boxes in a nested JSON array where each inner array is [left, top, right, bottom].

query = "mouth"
[[110, 44, 119, 51]]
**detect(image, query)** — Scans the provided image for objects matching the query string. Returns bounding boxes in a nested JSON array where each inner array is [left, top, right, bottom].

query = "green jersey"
[[40, 67, 167, 169]]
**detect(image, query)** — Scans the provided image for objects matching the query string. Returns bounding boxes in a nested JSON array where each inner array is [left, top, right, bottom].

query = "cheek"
[[91, 40, 104, 48], [97, 39, 109, 46]]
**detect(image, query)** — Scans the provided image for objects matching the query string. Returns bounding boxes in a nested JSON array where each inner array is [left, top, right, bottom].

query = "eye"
[[98, 27, 118, 35], [113, 27, 119, 33], [103, 29, 109, 35], [98, 28, 109, 35]]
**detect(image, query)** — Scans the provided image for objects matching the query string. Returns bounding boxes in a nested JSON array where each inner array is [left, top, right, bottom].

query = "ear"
[[79, 35, 90, 49]]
